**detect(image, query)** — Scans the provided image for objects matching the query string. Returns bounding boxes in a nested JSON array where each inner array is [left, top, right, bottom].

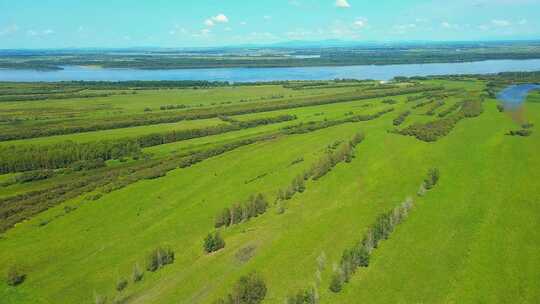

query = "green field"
[[0, 75, 539, 304]]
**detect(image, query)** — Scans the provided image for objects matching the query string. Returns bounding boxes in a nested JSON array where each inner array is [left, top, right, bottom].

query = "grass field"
[[0, 76, 539, 304]]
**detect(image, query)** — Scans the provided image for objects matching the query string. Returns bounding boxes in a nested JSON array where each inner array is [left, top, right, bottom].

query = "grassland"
[[0, 75, 539, 304]]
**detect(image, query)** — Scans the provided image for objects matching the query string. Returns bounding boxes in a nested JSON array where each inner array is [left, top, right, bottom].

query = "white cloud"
[[336, 0, 351, 8], [518, 19, 528, 25], [204, 14, 229, 27], [491, 19, 511, 27], [240, 21, 247, 26], [0, 24, 19, 36], [441, 21, 451, 28], [393, 23, 417, 34], [27, 29, 55, 37], [212, 14, 229, 23], [353, 18, 368, 29], [263, 15, 272, 20]]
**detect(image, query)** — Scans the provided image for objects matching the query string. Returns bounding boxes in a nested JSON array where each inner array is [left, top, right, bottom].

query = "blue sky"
[[0, 0, 539, 48]]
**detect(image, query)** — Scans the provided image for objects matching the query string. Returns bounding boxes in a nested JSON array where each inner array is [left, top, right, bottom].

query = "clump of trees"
[[412, 99, 435, 109], [0, 140, 140, 174], [382, 99, 397, 105], [393, 111, 411, 126], [330, 197, 414, 293], [438, 102, 463, 118], [399, 100, 483, 142], [424, 168, 440, 190], [214, 194, 269, 228], [287, 287, 318, 304], [6, 265, 26, 286], [214, 272, 267, 304], [425, 101, 445, 116], [497, 104, 505, 112], [204, 232, 226, 253], [507, 129, 533, 137], [146, 247, 175, 272]]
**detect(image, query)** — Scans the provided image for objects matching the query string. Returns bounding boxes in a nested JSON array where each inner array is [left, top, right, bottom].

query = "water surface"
[[496, 84, 540, 109], [1, 59, 540, 82]]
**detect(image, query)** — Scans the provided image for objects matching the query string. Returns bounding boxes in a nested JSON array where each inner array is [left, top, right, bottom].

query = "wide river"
[[1, 59, 540, 82]]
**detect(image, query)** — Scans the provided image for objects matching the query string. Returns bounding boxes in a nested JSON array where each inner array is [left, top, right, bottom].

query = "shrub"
[[6, 266, 25, 286], [132, 264, 143, 283], [215, 272, 267, 304], [287, 287, 318, 304], [329, 273, 343, 293], [116, 278, 128, 292], [204, 232, 226, 253], [424, 168, 440, 190], [146, 247, 175, 272]]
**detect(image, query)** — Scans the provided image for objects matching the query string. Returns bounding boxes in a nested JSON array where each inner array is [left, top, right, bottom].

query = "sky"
[[0, 0, 539, 49]]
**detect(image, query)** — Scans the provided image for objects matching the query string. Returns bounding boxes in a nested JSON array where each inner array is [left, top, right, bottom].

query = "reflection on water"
[[496, 84, 540, 110], [1, 59, 540, 82]]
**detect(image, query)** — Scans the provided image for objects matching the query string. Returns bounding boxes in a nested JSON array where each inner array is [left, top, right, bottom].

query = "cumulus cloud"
[[0, 24, 19, 36], [353, 18, 368, 29], [204, 13, 229, 27], [27, 29, 55, 37], [491, 19, 511, 27], [336, 0, 351, 8]]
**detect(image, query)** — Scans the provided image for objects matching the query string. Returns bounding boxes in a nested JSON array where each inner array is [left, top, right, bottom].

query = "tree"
[[6, 266, 25, 286], [204, 232, 226, 253], [329, 273, 343, 293], [230, 272, 267, 304], [215, 208, 232, 228]]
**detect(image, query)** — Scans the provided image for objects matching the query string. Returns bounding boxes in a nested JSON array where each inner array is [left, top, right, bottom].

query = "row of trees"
[[0, 139, 141, 174], [214, 272, 267, 304], [399, 100, 484, 142], [393, 111, 411, 126], [330, 197, 415, 293], [214, 194, 269, 228], [1, 85, 440, 141], [146, 247, 175, 272], [0, 115, 294, 174], [425, 101, 446, 116], [438, 102, 463, 118], [507, 129, 533, 137], [283, 109, 393, 135]]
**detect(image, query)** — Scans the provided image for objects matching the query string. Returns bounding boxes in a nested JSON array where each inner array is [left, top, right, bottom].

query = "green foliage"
[[287, 287, 318, 304], [116, 278, 128, 292], [204, 232, 226, 254], [393, 111, 411, 126], [214, 272, 267, 304], [424, 168, 440, 190], [331, 197, 415, 292], [507, 129, 533, 136], [6, 266, 26, 287], [132, 264, 143, 283], [215, 194, 268, 228], [399, 100, 484, 142], [146, 247, 175, 272]]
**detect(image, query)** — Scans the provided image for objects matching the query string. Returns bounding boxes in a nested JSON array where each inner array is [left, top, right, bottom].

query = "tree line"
[[393, 111, 411, 126], [329, 197, 415, 293], [0, 85, 441, 141], [0, 115, 295, 174], [214, 194, 269, 229], [398, 99, 483, 142]]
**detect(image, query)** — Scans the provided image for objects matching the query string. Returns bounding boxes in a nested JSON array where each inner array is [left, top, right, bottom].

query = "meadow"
[[0, 74, 539, 304]]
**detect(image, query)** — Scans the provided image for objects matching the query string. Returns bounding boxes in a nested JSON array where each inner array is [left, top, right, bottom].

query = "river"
[[1, 59, 540, 82]]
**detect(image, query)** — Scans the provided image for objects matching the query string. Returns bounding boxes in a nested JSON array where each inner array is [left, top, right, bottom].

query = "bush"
[[329, 273, 343, 293], [146, 247, 175, 272], [204, 232, 226, 253], [287, 287, 318, 304], [6, 266, 25, 286], [215, 272, 267, 304], [424, 168, 440, 190], [507, 129, 533, 137], [116, 278, 128, 292], [132, 264, 143, 283]]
